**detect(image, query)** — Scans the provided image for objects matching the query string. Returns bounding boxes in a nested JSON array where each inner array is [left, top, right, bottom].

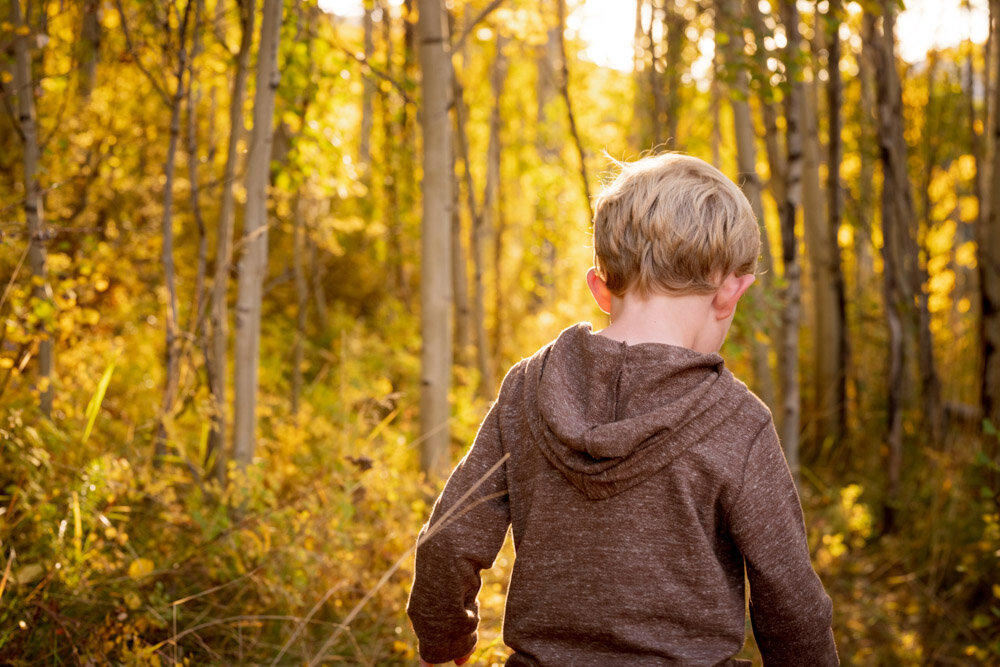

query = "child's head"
[[592, 153, 760, 297]]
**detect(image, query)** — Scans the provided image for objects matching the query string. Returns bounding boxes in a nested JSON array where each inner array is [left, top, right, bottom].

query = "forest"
[[1, 0, 999, 662]]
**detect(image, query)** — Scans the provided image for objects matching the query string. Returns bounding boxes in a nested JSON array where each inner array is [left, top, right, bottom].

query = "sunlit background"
[[318, 0, 990, 68]]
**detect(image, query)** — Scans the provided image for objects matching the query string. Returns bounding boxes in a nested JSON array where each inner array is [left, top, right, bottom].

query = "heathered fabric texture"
[[407, 323, 838, 665]]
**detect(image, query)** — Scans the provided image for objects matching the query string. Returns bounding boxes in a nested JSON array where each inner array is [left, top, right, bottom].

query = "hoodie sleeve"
[[727, 422, 839, 666], [406, 401, 511, 664]]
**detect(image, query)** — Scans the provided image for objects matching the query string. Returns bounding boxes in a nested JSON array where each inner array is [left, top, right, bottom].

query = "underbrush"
[[0, 305, 494, 665], [2, 305, 997, 663], [803, 427, 1000, 665]]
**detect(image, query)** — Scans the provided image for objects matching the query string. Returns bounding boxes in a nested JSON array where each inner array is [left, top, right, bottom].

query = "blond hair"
[[592, 153, 760, 297]]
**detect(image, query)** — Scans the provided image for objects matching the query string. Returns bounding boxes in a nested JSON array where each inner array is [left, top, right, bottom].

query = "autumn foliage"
[[1, 0, 998, 663]]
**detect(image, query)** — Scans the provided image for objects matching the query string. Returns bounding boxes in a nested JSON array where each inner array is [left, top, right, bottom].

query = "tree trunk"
[[155, 0, 194, 462], [233, 0, 282, 469], [451, 50, 479, 374], [292, 197, 307, 416], [662, 1, 684, 150], [77, 0, 101, 98], [865, 3, 914, 533], [778, 0, 806, 490], [647, 0, 663, 149], [716, 0, 776, 411], [11, 0, 53, 418], [450, 94, 471, 368], [207, 0, 255, 482], [917, 53, 945, 446], [186, 0, 208, 342], [825, 3, 849, 450], [856, 28, 876, 288], [984, 0, 1000, 434], [359, 0, 375, 171], [802, 12, 845, 451], [416, 0, 454, 478], [381, 4, 407, 296], [632, 0, 647, 149], [475, 32, 506, 395], [555, 0, 592, 220], [748, 0, 786, 206]]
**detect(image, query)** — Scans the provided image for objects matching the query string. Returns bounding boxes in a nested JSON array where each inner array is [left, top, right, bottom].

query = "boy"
[[407, 153, 838, 666]]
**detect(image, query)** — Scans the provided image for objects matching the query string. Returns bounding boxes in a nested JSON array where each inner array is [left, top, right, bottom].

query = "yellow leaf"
[[127, 557, 154, 579], [0, 71, 12, 84], [15, 26, 30, 36], [392, 640, 415, 658], [124, 591, 142, 610]]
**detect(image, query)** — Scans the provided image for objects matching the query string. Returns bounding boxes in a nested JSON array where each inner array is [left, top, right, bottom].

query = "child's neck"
[[597, 290, 723, 354]]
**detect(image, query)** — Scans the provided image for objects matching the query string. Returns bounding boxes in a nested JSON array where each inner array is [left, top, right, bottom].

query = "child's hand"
[[418, 651, 472, 666]]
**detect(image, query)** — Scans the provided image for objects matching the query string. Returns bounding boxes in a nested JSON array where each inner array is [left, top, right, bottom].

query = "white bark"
[[778, 0, 806, 490], [12, 0, 53, 417], [233, 0, 282, 468], [208, 0, 254, 481], [417, 0, 454, 478]]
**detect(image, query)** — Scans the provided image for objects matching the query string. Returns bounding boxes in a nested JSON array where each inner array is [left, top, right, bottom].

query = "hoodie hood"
[[522, 323, 745, 499]]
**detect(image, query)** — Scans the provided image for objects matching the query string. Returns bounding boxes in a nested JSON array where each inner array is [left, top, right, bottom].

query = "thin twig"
[[453, 0, 505, 53], [113, 0, 171, 105], [270, 582, 347, 666], [0, 548, 13, 605], [0, 243, 30, 315], [337, 45, 414, 105]]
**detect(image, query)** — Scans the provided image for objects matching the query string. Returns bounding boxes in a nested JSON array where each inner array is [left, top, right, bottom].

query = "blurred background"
[[1, 0, 998, 663]]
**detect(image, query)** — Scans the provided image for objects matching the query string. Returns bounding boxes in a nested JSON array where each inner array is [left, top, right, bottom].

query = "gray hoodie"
[[407, 323, 838, 666]]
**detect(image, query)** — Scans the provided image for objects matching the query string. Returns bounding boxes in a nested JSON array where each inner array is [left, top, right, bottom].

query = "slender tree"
[[416, 0, 454, 478], [359, 0, 375, 171], [292, 196, 308, 416], [207, 0, 255, 481], [476, 31, 507, 394], [984, 0, 1000, 433], [799, 3, 846, 450], [451, 57, 478, 369], [233, 0, 283, 468], [979, 0, 1000, 436], [11, 0, 53, 417], [661, 0, 685, 149], [777, 0, 806, 489], [864, 2, 913, 532], [715, 0, 776, 410], [749, 0, 787, 206], [555, 0, 592, 220], [155, 0, 194, 461], [77, 0, 101, 98], [824, 1, 849, 447]]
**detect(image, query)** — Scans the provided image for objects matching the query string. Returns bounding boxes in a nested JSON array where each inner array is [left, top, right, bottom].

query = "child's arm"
[[407, 404, 511, 665], [727, 422, 839, 666]]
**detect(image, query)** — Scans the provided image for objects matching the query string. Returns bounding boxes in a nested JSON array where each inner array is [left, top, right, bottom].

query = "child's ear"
[[587, 268, 613, 315], [713, 273, 755, 320]]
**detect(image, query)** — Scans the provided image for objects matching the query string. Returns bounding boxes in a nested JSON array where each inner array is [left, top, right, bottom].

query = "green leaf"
[[82, 353, 118, 445]]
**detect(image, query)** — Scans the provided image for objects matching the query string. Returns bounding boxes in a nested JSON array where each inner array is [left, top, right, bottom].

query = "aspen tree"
[[11, 0, 53, 417], [864, 2, 913, 532], [155, 0, 193, 461], [983, 0, 1000, 434], [555, 0, 591, 220], [715, 0, 777, 411], [233, 0, 283, 468], [207, 0, 255, 482], [778, 0, 806, 489], [416, 0, 454, 478]]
